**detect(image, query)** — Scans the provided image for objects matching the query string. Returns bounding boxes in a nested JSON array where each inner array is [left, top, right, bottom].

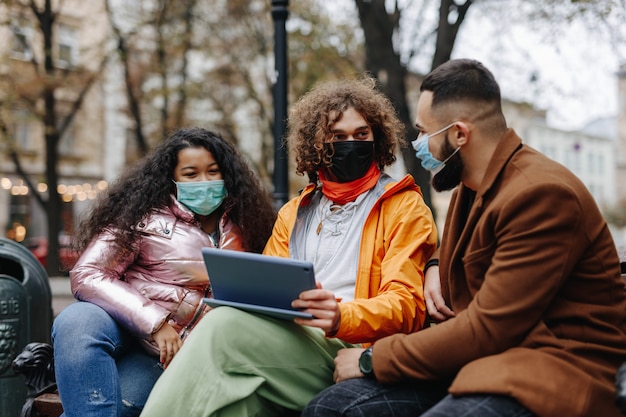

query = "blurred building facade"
[[0, 1, 113, 244], [523, 119, 616, 208], [0, 2, 624, 252]]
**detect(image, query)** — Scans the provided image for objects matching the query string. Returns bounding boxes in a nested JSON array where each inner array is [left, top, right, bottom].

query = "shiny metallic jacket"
[[70, 197, 244, 355]]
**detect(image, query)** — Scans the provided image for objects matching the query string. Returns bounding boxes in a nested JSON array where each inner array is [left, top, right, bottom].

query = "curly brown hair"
[[73, 128, 276, 256], [287, 76, 405, 183]]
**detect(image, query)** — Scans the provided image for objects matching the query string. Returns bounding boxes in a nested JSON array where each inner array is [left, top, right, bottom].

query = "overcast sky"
[[323, 1, 626, 132], [451, 1, 626, 131]]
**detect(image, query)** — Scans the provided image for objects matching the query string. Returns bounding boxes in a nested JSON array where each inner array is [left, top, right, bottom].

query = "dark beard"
[[431, 135, 463, 192]]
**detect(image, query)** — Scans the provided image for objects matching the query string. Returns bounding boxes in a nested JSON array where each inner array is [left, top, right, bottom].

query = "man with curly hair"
[[140, 77, 438, 417]]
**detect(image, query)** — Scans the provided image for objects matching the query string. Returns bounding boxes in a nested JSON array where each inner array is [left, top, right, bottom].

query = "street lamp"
[[271, 0, 289, 209]]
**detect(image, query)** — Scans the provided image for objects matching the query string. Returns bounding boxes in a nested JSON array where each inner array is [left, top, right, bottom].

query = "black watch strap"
[[424, 258, 439, 272]]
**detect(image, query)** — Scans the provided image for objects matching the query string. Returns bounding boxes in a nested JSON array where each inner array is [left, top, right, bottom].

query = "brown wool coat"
[[373, 129, 626, 417]]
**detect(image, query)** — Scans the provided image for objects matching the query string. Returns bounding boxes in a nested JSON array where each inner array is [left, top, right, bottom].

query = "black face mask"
[[326, 141, 375, 183], [432, 133, 463, 192]]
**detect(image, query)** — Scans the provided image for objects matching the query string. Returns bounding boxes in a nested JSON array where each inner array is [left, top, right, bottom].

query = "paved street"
[[49, 276, 75, 317]]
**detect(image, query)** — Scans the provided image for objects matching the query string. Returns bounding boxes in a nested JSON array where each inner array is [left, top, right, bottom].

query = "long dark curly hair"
[[287, 76, 405, 184], [73, 128, 276, 255]]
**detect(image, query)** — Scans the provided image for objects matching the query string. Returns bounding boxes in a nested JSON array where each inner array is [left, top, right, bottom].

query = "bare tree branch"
[[8, 20, 40, 74], [431, 0, 473, 70], [9, 150, 46, 208], [156, 0, 169, 140], [105, 0, 148, 156], [0, 83, 47, 224], [58, 55, 109, 137], [173, 0, 197, 128]]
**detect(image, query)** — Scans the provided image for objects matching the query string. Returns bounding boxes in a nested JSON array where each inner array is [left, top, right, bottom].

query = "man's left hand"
[[333, 347, 366, 383]]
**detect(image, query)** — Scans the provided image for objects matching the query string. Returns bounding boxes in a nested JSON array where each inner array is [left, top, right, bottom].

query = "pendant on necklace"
[[316, 221, 323, 235]]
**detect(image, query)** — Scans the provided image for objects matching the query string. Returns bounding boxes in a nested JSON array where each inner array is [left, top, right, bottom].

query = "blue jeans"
[[302, 378, 535, 417], [51, 302, 163, 417]]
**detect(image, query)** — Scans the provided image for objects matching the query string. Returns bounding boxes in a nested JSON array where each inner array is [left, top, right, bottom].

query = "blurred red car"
[[24, 236, 80, 273]]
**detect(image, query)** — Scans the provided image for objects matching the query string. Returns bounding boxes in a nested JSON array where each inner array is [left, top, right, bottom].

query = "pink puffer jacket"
[[70, 197, 245, 355]]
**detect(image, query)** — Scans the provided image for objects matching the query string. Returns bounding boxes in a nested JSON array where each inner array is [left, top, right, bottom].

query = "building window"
[[10, 21, 33, 60], [6, 194, 30, 242], [11, 109, 36, 151], [588, 152, 595, 175], [598, 154, 605, 175], [573, 151, 581, 174], [58, 115, 76, 156], [56, 24, 78, 68]]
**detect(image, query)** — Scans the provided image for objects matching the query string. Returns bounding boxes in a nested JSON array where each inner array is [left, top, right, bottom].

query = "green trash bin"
[[0, 237, 52, 416]]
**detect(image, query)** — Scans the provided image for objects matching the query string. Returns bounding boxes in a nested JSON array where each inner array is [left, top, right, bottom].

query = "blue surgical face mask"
[[411, 122, 460, 174], [174, 180, 227, 216]]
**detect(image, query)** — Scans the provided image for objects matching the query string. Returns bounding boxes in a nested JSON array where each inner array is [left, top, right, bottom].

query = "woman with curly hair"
[[51, 127, 276, 417], [141, 77, 438, 417]]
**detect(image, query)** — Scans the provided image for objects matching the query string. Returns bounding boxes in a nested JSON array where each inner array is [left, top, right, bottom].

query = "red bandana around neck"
[[318, 162, 381, 205]]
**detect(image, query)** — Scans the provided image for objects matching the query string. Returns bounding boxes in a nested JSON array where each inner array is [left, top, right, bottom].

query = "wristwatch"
[[359, 346, 375, 378]]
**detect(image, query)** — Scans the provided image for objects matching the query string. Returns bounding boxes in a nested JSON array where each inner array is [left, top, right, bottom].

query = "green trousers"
[[140, 306, 353, 417]]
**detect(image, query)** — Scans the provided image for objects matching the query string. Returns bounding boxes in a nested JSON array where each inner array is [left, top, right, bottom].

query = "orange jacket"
[[263, 173, 438, 344]]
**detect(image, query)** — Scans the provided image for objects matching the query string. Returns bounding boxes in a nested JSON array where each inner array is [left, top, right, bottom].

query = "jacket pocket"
[[461, 241, 496, 294]]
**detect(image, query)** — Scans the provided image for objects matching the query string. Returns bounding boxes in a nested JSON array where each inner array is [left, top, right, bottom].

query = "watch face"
[[359, 348, 374, 375]]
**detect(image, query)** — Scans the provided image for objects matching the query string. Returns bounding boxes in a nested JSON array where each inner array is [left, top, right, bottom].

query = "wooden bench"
[[33, 392, 63, 417]]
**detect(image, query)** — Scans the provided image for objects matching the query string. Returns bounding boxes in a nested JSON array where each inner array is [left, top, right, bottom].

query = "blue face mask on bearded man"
[[411, 123, 463, 192]]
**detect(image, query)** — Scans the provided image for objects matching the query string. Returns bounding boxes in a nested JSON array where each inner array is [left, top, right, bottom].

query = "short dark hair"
[[420, 59, 501, 107]]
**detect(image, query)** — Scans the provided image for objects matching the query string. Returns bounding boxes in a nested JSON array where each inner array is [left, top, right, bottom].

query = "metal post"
[[271, 0, 289, 209]]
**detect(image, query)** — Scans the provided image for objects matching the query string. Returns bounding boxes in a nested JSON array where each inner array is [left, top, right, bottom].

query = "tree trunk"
[[156, 0, 169, 140], [355, 0, 474, 216], [173, 0, 196, 129], [44, 92, 62, 276], [354, 0, 433, 209], [105, 0, 149, 156], [431, 0, 473, 70]]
